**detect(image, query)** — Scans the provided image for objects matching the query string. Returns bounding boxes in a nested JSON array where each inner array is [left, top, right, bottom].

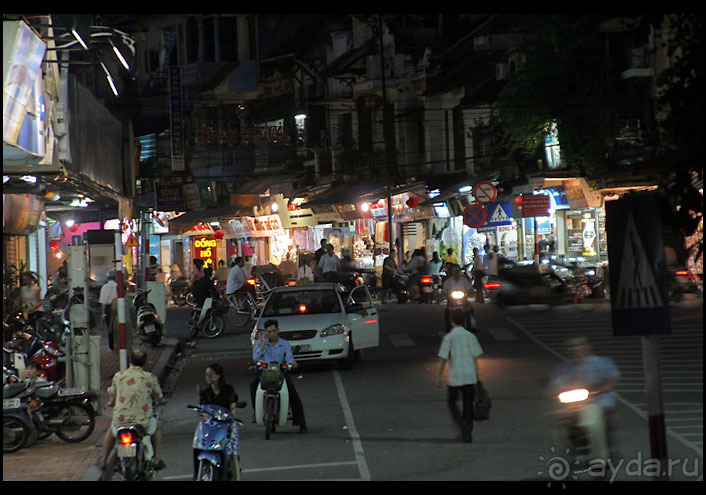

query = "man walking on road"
[[438, 309, 484, 443]]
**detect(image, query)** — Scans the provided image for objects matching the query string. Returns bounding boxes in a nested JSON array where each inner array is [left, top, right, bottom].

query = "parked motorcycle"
[[3, 395, 38, 453], [187, 295, 227, 339], [3, 379, 97, 443], [188, 402, 246, 481], [5, 329, 66, 384], [253, 361, 291, 439], [133, 289, 164, 347]]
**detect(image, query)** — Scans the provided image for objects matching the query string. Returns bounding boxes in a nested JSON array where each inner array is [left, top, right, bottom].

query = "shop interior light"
[[3, 176, 9, 184], [360, 202, 370, 212], [271, 202, 279, 212], [20, 175, 37, 183], [458, 185, 472, 193], [64, 219, 75, 227], [71, 28, 89, 49], [100, 62, 119, 97], [109, 39, 130, 70]]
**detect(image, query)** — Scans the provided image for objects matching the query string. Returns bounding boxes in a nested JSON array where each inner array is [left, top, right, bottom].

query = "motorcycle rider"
[[226, 257, 256, 300], [250, 319, 308, 433], [100, 348, 167, 471], [442, 264, 474, 331], [382, 248, 400, 303], [547, 337, 620, 458], [405, 248, 429, 301]]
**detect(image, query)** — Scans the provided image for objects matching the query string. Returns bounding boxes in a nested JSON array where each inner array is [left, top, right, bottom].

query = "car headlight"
[[320, 324, 347, 337]]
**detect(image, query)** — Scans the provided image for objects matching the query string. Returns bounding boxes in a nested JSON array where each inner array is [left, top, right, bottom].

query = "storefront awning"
[[303, 183, 389, 207], [168, 203, 252, 235]]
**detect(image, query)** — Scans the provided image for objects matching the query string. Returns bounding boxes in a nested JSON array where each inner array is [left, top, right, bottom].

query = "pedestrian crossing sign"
[[605, 193, 670, 336]]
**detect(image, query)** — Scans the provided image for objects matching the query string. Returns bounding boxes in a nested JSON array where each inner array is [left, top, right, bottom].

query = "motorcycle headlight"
[[450, 291, 465, 300], [558, 388, 590, 403], [320, 324, 347, 337]]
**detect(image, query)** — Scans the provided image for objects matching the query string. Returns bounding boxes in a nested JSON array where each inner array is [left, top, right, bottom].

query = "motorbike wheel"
[[54, 404, 95, 443], [185, 291, 195, 307], [203, 314, 225, 339], [264, 396, 275, 440], [121, 457, 138, 481], [197, 459, 216, 481], [3, 417, 29, 453]]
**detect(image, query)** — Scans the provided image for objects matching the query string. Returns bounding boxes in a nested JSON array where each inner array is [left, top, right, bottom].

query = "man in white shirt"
[[226, 257, 247, 296], [100, 270, 119, 350], [438, 309, 484, 443], [317, 244, 341, 282]]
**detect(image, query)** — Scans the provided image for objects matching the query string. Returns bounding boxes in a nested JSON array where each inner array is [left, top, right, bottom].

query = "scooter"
[[254, 361, 291, 439], [170, 276, 190, 306], [110, 416, 159, 481], [550, 386, 609, 474], [444, 290, 476, 333], [419, 274, 434, 303], [6, 329, 66, 384], [188, 295, 227, 339], [133, 290, 164, 347], [188, 402, 246, 481], [3, 395, 38, 453]]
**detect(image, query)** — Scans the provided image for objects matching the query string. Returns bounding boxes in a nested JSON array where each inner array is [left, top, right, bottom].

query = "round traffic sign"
[[463, 204, 487, 228], [472, 181, 497, 204]]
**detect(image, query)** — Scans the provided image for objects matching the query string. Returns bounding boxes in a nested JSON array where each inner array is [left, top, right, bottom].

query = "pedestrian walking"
[[437, 309, 484, 443], [100, 270, 119, 350]]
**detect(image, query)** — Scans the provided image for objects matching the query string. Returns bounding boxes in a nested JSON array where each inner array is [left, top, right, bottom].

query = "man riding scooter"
[[442, 264, 475, 332]]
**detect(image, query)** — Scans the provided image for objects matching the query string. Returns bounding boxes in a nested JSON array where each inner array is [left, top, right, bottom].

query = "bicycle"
[[226, 289, 259, 327]]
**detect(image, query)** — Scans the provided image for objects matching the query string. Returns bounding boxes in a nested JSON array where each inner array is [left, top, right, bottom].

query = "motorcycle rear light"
[[247, 278, 256, 286], [421, 276, 432, 283], [484, 282, 501, 289], [558, 389, 590, 403], [120, 432, 133, 445], [287, 280, 297, 286], [675, 270, 689, 276]]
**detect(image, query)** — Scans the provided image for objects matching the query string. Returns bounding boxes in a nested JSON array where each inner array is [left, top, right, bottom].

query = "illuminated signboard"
[[193, 236, 217, 268]]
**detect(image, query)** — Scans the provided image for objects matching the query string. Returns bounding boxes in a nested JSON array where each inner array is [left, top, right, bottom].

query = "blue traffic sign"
[[605, 193, 670, 336]]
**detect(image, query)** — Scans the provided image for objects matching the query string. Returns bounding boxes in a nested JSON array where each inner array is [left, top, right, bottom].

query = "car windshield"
[[262, 289, 342, 316]]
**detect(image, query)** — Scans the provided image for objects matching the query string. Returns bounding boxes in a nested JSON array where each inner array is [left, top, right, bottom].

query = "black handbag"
[[473, 381, 492, 420]]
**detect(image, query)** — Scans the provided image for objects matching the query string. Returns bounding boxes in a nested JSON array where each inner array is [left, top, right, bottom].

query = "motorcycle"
[[444, 290, 476, 333], [493, 264, 570, 307], [667, 267, 702, 302], [3, 379, 97, 443], [133, 289, 164, 347], [187, 294, 227, 339], [550, 386, 609, 475], [6, 329, 66, 384], [253, 361, 291, 439], [170, 276, 190, 306], [111, 420, 158, 481], [3, 395, 38, 453], [419, 274, 434, 303], [188, 402, 246, 481]]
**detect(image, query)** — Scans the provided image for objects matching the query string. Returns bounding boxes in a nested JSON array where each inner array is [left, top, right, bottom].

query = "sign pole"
[[641, 334, 669, 480]]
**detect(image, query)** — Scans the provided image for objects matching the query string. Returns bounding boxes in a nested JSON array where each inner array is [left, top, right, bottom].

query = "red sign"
[[193, 236, 217, 268], [520, 194, 551, 217], [472, 181, 497, 204], [463, 204, 487, 228]]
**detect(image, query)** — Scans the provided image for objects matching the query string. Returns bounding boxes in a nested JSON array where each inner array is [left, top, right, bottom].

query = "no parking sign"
[[463, 204, 487, 228]]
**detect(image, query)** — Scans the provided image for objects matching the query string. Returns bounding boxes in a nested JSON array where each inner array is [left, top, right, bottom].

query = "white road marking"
[[333, 369, 371, 481]]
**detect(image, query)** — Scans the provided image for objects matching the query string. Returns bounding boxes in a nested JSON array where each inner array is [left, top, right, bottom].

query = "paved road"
[[151, 298, 702, 482]]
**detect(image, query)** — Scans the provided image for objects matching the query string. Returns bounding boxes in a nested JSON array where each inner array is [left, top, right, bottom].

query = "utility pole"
[[377, 14, 395, 260]]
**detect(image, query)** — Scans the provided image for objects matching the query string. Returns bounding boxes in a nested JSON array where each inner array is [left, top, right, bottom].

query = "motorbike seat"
[[3, 381, 32, 398]]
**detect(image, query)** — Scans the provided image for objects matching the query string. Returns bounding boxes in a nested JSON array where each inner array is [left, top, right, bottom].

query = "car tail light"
[[298, 304, 307, 313], [120, 432, 133, 445], [484, 282, 501, 289], [287, 280, 297, 286]]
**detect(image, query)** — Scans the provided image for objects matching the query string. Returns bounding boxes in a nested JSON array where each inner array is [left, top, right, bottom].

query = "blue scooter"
[[188, 402, 245, 481]]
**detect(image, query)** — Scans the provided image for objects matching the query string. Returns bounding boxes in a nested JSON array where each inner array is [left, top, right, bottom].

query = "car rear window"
[[262, 289, 342, 316]]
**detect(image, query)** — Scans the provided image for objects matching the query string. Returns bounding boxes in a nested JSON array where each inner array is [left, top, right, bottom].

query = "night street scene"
[[2, 13, 702, 483]]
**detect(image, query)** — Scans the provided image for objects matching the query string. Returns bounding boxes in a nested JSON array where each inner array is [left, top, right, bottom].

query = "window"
[[263, 290, 342, 316]]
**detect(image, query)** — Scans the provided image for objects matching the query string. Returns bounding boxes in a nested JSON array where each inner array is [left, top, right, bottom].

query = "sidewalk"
[[2, 329, 180, 482]]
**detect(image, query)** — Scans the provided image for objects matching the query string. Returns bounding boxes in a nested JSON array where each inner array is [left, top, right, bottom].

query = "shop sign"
[[230, 193, 260, 207], [154, 178, 185, 211], [520, 194, 550, 217], [565, 186, 588, 208], [605, 192, 669, 336], [246, 214, 284, 237], [193, 236, 217, 268], [222, 218, 250, 238], [369, 199, 388, 220]]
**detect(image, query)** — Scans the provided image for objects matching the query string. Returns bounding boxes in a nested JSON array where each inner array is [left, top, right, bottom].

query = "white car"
[[251, 283, 379, 369]]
